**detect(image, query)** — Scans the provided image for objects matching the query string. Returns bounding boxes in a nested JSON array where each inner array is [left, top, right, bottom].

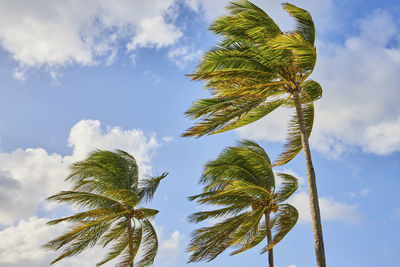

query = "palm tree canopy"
[[183, 0, 322, 166], [44, 149, 167, 266], [187, 140, 298, 262]]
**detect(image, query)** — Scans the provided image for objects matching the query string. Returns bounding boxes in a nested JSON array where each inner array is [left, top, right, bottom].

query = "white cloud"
[[274, 168, 305, 189], [237, 108, 291, 143], [0, 217, 64, 267], [0, 0, 182, 76], [310, 9, 400, 156], [154, 230, 184, 267], [288, 192, 362, 224], [0, 119, 182, 266], [0, 119, 160, 225], [0, 149, 68, 225], [0, 216, 183, 267], [127, 16, 182, 50], [167, 45, 202, 70], [288, 265, 297, 267], [66, 119, 160, 175]]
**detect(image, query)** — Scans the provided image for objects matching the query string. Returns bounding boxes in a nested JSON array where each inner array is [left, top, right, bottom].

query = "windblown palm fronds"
[[183, 2, 326, 266], [44, 150, 167, 267], [188, 140, 298, 267], [182, 0, 321, 166]]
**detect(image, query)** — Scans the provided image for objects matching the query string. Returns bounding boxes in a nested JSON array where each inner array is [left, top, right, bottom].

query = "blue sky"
[[0, 0, 399, 266]]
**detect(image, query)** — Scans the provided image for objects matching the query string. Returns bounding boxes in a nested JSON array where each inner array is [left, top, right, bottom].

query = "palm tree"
[[182, 1, 325, 266], [188, 140, 298, 267], [44, 150, 168, 267]]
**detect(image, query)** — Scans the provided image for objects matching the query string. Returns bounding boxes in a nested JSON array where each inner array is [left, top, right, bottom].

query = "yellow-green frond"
[[273, 102, 314, 166], [275, 173, 298, 203], [261, 204, 298, 253], [282, 3, 315, 45]]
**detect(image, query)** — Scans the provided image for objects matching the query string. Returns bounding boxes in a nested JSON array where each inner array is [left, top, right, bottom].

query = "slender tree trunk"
[[265, 211, 274, 267], [293, 91, 326, 267], [127, 217, 134, 267]]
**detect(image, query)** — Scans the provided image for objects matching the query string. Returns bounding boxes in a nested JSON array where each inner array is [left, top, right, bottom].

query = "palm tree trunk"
[[265, 211, 274, 267], [293, 91, 326, 267], [127, 218, 134, 267]]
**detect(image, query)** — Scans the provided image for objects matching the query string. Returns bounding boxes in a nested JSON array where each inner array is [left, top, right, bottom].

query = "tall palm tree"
[[182, 1, 325, 266], [44, 150, 168, 267], [188, 140, 298, 267]]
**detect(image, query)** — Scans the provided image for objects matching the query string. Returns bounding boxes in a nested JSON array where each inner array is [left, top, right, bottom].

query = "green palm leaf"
[[188, 141, 299, 263], [44, 150, 166, 266], [275, 173, 298, 203], [282, 2, 315, 45], [261, 204, 298, 253], [274, 102, 314, 166]]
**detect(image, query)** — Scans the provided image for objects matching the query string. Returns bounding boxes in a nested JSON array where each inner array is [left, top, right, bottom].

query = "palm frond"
[[46, 219, 115, 264], [183, 96, 266, 137], [270, 32, 316, 72], [230, 218, 267, 255], [261, 204, 298, 253], [100, 219, 128, 247], [137, 172, 168, 203], [188, 204, 249, 223], [45, 149, 165, 265], [134, 208, 159, 220], [188, 212, 249, 262], [136, 219, 159, 267], [47, 207, 124, 226], [97, 231, 128, 266], [200, 143, 274, 188], [47, 191, 124, 210], [282, 3, 315, 45], [229, 207, 266, 246], [213, 98, 286, 134], [189, 190, 254, 206], [188, 140, 299, 262], [273, 101, 314, 166], [283, 80, 322, 107], [275, 173, 298, 203]]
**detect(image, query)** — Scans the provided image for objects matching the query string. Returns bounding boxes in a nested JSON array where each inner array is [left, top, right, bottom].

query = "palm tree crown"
[[183, 0, 322, 166], [188, 140, 298, 266], [44, 150, 167, 267]]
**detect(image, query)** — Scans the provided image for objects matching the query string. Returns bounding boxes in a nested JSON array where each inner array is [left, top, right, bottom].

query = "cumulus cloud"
[[167, 45, 202, 70], [153, 230, 185, 267], [0, 0, 182, 76], [273, 169, 361, 224], [0, 217, 183, 267], [0, 149, 67, 225], [0, 119, 182, 266], [288, 192, 362, 224], [0, 217, 65, 267], [0, 119, 160, 225]]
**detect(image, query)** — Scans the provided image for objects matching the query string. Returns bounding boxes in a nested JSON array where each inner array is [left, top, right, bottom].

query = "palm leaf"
[[136, 219, 159, 267], [273, 101, 314, 166], [188, 212, 250, 262], [97, 231, 129, 266], [261, 204, 298, 253], [275, 173, 298, 203], [282, 3, 315, 45], [137, 172, 168, 203], [230, 218, 267, 255]]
